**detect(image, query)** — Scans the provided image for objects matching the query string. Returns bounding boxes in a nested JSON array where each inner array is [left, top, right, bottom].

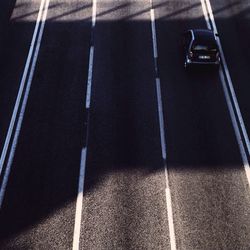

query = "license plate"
[[199, 55, 210, 59]]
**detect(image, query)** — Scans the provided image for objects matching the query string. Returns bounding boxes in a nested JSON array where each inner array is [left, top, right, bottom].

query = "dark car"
[[182, 29, 220, 68]]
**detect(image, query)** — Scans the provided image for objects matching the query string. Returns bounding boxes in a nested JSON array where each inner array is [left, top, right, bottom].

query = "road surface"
[[0, 0, 250, 249]]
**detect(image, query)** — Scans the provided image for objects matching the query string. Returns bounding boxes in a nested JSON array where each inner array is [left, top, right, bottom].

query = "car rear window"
[[192, 44, 217, 51]]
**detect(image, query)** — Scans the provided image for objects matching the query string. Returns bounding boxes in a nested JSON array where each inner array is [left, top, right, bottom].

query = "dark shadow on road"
[[0, 0, 17, 47]]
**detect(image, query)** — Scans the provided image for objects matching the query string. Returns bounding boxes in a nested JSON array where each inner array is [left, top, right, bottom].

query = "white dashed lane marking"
[[72, 0, 97, 249], [150, 3, 177, 250]]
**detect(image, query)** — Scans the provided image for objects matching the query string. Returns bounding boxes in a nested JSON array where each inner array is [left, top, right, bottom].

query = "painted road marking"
[[0, 0, 51, 208], [204, 0, 250, 157], [86, 46, 94, 109], [72, 0, 97, 249], [219, 69, 250, 185], [150, 3, 177, 250], [73, 147, 87, 250], [200, 0, 250, 186], [0, 0, 46, 176]]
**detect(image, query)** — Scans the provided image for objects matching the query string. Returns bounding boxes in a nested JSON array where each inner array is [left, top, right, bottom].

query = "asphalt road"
[[0, 0, 250, 249]]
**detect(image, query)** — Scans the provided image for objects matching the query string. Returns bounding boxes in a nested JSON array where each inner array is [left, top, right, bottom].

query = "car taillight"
[[189, 51, 193, 58]]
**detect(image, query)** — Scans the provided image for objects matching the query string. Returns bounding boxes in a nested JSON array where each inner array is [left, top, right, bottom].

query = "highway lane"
[[0, 1, 92, 249], [78, 1, 170, 249], [0, 0, 41, 153], [208, 0, 250, 156], [153, 0, 250, 249]]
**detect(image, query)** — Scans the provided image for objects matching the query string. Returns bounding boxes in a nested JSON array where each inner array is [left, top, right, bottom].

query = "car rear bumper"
[[186, 58, 220, 65]]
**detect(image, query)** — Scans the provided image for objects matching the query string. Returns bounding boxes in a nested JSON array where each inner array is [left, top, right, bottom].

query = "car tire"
[[184, 62, 189, 69]]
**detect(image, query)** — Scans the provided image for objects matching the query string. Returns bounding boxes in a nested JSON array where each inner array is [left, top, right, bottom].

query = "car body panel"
[[183, 29, 220, 68]]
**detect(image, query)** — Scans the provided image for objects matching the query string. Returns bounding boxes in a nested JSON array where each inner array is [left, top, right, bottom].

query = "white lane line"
[[0, 0, 50, 208], [219, 69, 250, 185], [150, 6, 177, 250], [86, 46, 94, 109], [150, 9, 158, 59], [92, 0, 97, 28], [156, 78, 166, 160], [72, 0, 97, 249], [0, 0, 46, 176], [200, 0, 211, 29], [73, 147, 87, 250], [203, 0, 250, 157], [200, 0, 250, 186], [156, 78, 176, 250]]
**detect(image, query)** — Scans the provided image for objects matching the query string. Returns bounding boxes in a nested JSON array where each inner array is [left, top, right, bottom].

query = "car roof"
[[191, 29, 217, 46]]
